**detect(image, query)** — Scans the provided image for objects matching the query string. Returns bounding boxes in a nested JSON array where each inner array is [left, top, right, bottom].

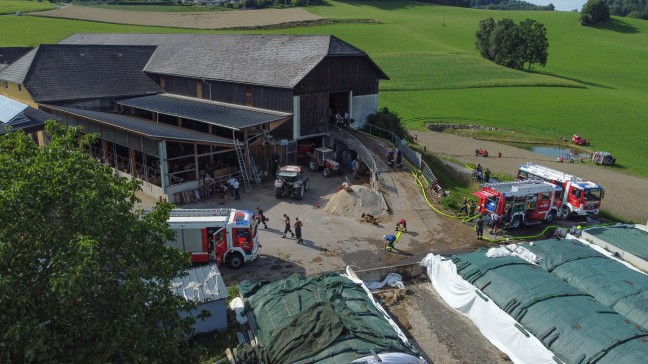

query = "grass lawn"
[[84, 4, 233, 12], [0, 0, 55, 15], [1, 0, 647, 177]]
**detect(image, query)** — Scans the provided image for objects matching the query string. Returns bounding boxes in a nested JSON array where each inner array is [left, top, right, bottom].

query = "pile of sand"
[[323, 185, 385, 219]]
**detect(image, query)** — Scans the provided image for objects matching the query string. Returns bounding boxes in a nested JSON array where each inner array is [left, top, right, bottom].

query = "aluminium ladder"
[[233, 138, 253, 192], [248, 156, 262, 185]]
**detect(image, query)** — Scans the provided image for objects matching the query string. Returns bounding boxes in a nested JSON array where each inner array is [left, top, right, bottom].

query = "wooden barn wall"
[[294, 56, 380, 96], [157, 75, 293, 113], [300, 94, 329, 136]]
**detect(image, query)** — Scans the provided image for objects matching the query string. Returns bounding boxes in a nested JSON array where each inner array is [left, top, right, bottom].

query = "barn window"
[[159, 77, 166, 89], [245, 90, 252, 106], [17, 84, 22, 92], [196, 82, 203, 99]]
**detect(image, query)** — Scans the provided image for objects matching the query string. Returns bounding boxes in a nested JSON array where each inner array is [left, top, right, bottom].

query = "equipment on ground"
[[166, 208, 260, 269], [592, 151, 616, 165], [517, 162, 603, 217], [572, 134, 590, 146], [472, 180, 563, 229], [274, 165, 309, 200], [308, 147, 340, 177]]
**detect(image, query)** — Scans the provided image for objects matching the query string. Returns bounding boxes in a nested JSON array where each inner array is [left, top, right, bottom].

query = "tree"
[[0, 122, 196, 363], [580, 0, 611, 25], [475, 17, 549, 70]]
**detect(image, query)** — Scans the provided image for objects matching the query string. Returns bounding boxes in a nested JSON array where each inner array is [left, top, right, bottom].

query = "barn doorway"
[[329, 91, 349, 124]]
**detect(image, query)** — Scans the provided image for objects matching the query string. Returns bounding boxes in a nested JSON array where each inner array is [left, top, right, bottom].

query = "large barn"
[[0, 34, 388, 202]]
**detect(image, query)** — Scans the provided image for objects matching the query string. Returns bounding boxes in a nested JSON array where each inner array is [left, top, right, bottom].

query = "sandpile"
[[323, 185, 385, 219]]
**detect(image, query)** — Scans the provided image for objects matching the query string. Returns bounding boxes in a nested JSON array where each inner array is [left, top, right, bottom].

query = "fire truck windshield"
[[584, 189, 602, 201]]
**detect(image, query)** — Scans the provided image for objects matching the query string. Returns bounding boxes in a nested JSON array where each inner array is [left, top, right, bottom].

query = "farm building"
[[236, 271, 424, 363], [0, 34, 387, 202], [0, 95, 55, 137], [170, 264, 229, 335], [422, 239, 648, 364]]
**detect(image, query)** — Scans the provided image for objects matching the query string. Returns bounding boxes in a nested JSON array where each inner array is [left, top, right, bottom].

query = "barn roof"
[[59, 33, 388, 88], [0, 95, 55, 135], [117, 93, 291, 131], [40, 104, 234, 146], [0, 44, 162, 102]]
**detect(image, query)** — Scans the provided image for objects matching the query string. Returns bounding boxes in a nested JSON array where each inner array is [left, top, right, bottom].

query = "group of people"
[[471, 164, 491, 183], [200, 174, 240, 204], [456, 197, 477, 217], [383, 218, 408, 252], [334, 111, 351, 128], [386, 148, 403, 169], [474, 204, 513, 239], [474, 148, 503, 159], [281, 213, 304, 244]]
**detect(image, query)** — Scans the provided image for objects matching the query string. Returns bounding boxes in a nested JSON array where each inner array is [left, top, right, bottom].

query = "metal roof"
[[0, 95, 28, 123], [170, 265, 227, 303], [59, 33, 388, 88], [117, 94, 290, 131], [40, 105, 234, 146], [0, 95, 54, 135]]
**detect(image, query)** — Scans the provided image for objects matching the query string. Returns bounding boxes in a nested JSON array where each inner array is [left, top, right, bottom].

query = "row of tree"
[[475, 17, 549, 70], [471, 0, 555, 11], [605, 0, 648, 19]]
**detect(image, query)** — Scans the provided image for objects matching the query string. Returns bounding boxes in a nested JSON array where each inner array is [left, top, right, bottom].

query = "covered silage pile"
[[586, 225, 648, 260], [449, 249, 648, 364], [525, 238, 648, 329], [236, 272, 422, 364]]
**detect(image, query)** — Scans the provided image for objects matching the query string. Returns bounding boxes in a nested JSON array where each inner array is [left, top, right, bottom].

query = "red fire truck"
[[166, 208, 260, 269], [516, 162, 604, 217], [472, 180, 563, 229]]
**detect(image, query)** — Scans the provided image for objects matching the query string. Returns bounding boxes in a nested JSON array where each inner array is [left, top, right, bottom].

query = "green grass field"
[[85, 4, 232, 12], [1, 0, 647, 176], [0, 0, 55, 15]]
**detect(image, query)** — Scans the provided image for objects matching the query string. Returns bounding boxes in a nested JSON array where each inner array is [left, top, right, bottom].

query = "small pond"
[[506, 143, 591, 160]]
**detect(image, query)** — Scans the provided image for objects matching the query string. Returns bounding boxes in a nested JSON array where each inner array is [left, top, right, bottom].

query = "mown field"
[[0, 0, 54, 14], [1, 0, 647, 177]]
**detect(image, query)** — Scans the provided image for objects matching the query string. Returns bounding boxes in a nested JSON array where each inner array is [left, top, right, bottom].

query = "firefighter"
[[457, 197, 469, 216], [395, 218, 407, 232], [476, 214, 484, 240]]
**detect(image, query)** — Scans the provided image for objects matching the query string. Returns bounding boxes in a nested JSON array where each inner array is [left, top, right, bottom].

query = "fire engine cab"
[[517, 162, 603, 217], [472, 180, 563, 229], [166, 208, 259, 269]]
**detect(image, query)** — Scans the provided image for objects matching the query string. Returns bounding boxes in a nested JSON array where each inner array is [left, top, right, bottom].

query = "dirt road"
[[31, 5, 324, 29], [415, 130, 648, 223]]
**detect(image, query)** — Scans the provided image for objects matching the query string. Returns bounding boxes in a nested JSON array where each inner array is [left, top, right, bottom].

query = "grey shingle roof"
[[40, 105, 234, 146], [0, 47, 33, 66], [170, 265, 227, 303], [118, 94, 291, 131], [0, 45, 163, 102], [60, 33, 388, 88]]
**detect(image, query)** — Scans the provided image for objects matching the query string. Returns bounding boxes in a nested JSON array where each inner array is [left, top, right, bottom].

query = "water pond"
[[506, 143, 591, 160]]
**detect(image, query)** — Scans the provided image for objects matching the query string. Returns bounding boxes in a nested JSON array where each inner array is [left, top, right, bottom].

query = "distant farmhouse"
[[0, 34, 388, 202]]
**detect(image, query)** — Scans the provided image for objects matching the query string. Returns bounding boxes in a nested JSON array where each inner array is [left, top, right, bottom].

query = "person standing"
[[294, 217, 304, 244], [227, 175, 237, 198], [484, 168, 491, 183], [490, 211, 500, 235], [233, 178, 240, 200], [476, 214, 484, 240], [282, 214, 295, 238], [457, 197, 468, 216], [396, 149, 403, 168], [256, 207, 268, 229], [469, 200, 477, 217]]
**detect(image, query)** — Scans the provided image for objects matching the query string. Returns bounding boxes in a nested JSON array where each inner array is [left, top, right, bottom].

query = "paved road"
[[415, 130, 648, 223]]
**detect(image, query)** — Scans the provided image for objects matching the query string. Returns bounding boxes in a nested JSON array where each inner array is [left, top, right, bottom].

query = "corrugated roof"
[[170, 265, 227, 303], [0, 95, 28, 122], [0, 95, 54, 135], [118, 94, 290, 131], [40, 105, 234, 146], [0, 45, 163, 102], [59, 33, 388, 88]]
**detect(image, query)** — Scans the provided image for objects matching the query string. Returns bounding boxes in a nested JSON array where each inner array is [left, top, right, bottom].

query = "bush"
[[366, 107, 410, 141]]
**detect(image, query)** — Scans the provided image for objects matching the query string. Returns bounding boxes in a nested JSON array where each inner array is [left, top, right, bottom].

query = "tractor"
[[308, 147, 340, 177], [274, 165, 309, 200]]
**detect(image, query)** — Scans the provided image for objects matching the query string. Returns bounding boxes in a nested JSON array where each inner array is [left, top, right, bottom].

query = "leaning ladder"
[[233, 138, 253, 192], [248, 156, 262, 185]]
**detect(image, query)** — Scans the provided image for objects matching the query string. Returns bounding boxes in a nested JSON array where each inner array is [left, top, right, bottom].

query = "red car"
[[572, 134, 590, 146]]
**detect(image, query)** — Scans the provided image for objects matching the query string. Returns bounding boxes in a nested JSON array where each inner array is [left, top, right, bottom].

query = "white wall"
[[351, 94, 378, 130], [293, 95, 301, 139]]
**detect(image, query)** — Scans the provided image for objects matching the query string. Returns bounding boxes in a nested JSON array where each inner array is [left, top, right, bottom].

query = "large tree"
[[0, 122, 195, 363], [580, 0, 611, 25], [475, 17, 549, 70]]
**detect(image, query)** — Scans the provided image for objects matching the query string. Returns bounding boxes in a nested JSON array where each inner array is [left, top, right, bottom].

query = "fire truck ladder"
[[233, 138, 253, 192], [248, 155, 262, 186], [170, 208, 233, 217]]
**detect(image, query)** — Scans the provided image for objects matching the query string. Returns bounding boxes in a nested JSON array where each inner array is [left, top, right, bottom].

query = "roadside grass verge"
[[0, 0, 55, 14]]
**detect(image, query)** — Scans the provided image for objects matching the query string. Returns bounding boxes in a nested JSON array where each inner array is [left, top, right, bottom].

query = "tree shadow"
[[592, 18, 639, 34], [530, 70, 615, 89]]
